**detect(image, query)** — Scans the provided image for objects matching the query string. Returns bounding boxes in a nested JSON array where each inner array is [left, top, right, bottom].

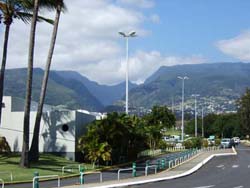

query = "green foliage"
[[0, 136, 10, 153], [78, 106, 176, 164], [215, 138, 221, 146], [143, 106, 176, 150], [238, 88, 250, 136], [183, 137, 202, 149], [202, 139, 208, 147], [185, 113, 241, 138], [78, 136, 111, 168]]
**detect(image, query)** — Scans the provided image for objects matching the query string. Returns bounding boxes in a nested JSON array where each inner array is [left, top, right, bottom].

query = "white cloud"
[[0, 0, 206, 86], [82, 50, 206, 85], [216, 30, 250, 61], [117, 0, 155, 9]]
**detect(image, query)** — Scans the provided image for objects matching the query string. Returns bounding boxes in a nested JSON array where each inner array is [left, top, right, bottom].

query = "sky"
[[1, 0, 250, 85]]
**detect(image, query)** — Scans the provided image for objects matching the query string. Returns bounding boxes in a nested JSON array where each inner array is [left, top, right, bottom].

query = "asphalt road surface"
[[5, 145, 249, 188], [130, 144, 249, 188]]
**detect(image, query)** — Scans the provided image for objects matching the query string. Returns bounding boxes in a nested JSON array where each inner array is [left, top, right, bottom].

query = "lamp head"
[[118, 31, 126, 37], [129, 31, 137, 37]]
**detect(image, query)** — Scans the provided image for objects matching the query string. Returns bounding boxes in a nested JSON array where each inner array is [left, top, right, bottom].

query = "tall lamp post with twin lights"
[[178, 76, 189, 141], [118, 31, 137, 114]]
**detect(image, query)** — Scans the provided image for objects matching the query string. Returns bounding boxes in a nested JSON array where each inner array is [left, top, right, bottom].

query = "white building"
[[0, 96, 97, 161]]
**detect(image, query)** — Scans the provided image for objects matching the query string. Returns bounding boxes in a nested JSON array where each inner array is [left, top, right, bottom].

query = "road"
[[5, 145, 249, 188], [130, 144, 249, 188]]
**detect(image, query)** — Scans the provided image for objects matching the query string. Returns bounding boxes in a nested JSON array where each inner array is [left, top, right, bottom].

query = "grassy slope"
[[0, 154, 93, 183]]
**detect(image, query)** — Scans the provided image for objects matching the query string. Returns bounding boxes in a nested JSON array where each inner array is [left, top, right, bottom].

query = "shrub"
[[0, 136, 11, 153], [202, 139, 209, 147], [215, 138, 221, 146], [183, 137, 202, 149]]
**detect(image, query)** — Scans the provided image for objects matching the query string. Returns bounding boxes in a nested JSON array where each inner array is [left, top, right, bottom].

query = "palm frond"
[[37, 14, 53, 24], [16, 11, 53, 24]]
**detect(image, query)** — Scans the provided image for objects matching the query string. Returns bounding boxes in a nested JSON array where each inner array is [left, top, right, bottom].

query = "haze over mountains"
[[4, 62, 250, 112]]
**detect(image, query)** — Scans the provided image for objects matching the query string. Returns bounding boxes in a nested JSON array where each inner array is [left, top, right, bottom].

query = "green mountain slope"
[[4, 68, 104, 111], [55, 71, 138, 106], [129, 62, 250, 108]]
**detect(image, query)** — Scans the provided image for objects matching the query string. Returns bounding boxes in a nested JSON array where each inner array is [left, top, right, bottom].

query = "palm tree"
[[0, 0, 32, 126], [0, 0, 53, 126], [29, 0, 66, 162], [20, 0, 54, 168], [20, 0, 40, 168], [82, 139, 111, 169]]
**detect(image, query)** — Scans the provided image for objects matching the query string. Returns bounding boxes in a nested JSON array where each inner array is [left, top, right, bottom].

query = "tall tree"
[[19, 0, 54, 168], [0, 0, 53, 126], [29, 0, 66, 162], [0, 0, 32, 126], [20, 0, 40, 168], [238, 88, 250, 136]]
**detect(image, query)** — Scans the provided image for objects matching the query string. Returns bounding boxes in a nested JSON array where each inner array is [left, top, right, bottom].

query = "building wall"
[[0, 96, 96, 161], [75, 111, 96, 161]]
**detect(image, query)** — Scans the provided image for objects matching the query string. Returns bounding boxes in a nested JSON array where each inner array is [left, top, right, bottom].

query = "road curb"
[[87, 150, 237, 188]]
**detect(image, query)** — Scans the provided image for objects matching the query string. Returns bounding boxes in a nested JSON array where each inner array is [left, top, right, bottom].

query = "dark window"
[[62, 124, 69, 132], [1, 103, 5, 108]]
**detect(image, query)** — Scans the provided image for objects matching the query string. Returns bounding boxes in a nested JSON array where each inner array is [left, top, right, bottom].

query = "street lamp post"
[[118, 31, 137, 114], [177, 76, 189, 141], [192, 94, 200, 137], [202, 107, 204, 137]]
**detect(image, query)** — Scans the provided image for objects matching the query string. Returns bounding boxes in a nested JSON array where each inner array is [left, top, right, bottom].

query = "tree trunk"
[[20, 0, 40, 168], [30, 3, 62, 162], [0, 24, 10, 126]]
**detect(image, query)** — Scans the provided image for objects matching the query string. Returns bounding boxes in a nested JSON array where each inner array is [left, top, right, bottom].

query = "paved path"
[[61, 148, 236, 188]]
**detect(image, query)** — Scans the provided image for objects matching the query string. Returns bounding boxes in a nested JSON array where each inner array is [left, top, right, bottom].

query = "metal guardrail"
[[0, 171, 13, 182], [117, 168, 133, 180], [0, 179, 4, 188], [33, 175, 60, 188], [168, 160, 174, 168], [62, 165, 82, 175], [80, 171, 103, 183], [145, 165, 157, 176]]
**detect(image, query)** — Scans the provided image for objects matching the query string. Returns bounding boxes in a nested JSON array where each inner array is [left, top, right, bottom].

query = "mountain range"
[[3, 68, 136, 111], [3, 62, 250, 112], [129, 62, 250, 108]]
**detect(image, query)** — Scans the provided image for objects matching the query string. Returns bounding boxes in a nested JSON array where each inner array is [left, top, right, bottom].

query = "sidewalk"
[[61, 148, 237, 188]]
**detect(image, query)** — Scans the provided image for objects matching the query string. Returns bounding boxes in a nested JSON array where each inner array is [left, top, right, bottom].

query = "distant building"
[[0, 96, 98, 161]]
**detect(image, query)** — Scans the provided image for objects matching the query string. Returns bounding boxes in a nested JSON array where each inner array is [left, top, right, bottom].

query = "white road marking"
[[232, 165, 239, 168], [192, 185, 215, 188], [233, 186, 243, 188], [216, 164, 224, 168]]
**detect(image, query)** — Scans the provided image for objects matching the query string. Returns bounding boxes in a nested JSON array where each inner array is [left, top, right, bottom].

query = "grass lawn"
[[164, 127, 181, 136], [0, 153, 95, 183]]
